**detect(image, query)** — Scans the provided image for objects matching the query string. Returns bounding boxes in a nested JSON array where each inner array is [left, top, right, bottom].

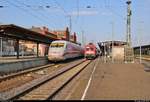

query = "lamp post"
[[68, 15, 72, 34], [126, 0, 132, 47], [124, 0, 134, 63], [139, 21, 144, 64], [111, 22, 114, 63]]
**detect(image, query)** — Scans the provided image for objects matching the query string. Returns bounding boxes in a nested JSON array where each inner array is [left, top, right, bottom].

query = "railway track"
[[0, 64, 56, 93], [0, 59, 84, 93], [0, 59, 90, 100], [0, 63, 55, 82]]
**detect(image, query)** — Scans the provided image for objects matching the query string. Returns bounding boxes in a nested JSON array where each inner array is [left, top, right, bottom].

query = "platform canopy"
[[97, 41, 127, 47], [97, 41, 127, 56], [134, 44, 150, 49], [0, 24, 57, 44]]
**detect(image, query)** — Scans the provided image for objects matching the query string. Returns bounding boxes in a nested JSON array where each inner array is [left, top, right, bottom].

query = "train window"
[[58, 43, 64, 47], [86, 48, 90, 51], [90, 48, 94, 51], [51, 43, 57, 47], [51, 43, 64, 48]]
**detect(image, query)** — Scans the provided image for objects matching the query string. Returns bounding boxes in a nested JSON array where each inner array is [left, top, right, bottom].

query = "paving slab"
[[85, 60, 150, 100]]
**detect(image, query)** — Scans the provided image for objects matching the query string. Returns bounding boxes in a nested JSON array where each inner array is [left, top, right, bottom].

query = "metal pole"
[[111, 22, 114, 63], [126, 0, 132, 47], [104, 43, 106, 63], [125, 0, 134, 63], [37, 43, 39, 57], [140, 45, 142, 63], [109, 42, 111, 58], [69, 15, 72, 35], [0, 37, 2, 57], [16, 39, 19, 59], [82, 30, 84, 46], [139, 21, 143, 64], [21, 45, 24, 57]]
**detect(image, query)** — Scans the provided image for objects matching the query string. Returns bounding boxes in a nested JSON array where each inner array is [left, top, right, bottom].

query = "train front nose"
[[48, 52, 65, 61]]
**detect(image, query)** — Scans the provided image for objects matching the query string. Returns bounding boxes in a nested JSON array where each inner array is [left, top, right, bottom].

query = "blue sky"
[[0, 0, 150, 47]]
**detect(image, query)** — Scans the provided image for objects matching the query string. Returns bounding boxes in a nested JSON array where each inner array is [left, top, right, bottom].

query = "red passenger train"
[[84, 43, 98, 59]]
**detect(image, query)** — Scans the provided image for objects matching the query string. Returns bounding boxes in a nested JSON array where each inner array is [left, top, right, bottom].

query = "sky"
[[0, 0, 150, 47]]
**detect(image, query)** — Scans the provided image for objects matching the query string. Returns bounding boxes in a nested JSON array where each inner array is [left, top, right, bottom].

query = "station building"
[[0, 25, 77, 57], [98, 41, 127, 61]]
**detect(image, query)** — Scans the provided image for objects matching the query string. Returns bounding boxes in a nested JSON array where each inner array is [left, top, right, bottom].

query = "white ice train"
[[48, 40, 84, 61]]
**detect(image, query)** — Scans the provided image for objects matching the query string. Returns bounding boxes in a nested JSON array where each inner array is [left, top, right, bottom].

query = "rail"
[[0, 59, 88, 100], [0, 64, 55, 82]]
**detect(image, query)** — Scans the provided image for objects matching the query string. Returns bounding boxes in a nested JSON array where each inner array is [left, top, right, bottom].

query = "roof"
[[0, 24, 57, 44], [97, 41, 127, 46], [85, 43, 96, 47], [133, 44, 150, 49]]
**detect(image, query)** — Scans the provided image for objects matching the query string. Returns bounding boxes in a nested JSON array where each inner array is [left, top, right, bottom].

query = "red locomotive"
[[84, 43, 98, 59]]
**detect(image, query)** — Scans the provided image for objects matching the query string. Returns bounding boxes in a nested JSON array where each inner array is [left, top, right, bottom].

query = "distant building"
[[98, 41, 126, 55], [19, 40, 37, 56], [70, 32, 77, 43], [0, 37, 37, 56], [0, 25, 78, 56], [29, 26, 57, 56], [98, 41, 127, 61], [23, 26, 77, 56], [0, 37, 16, 56], [50, 27, 70, 41], [50, 28, 78, 43]]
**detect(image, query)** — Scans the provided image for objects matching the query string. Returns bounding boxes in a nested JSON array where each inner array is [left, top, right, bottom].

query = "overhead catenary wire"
[[41, 0, 67, 29], [107, 6, 126, 20], [13, 0, 56, 29], [103, 0, 126, 21], [104, 0, 111, 8], [53, 0, 72, 33], [4, 0, 54, 27], [53, 0, 68, 15], [73, 0, 80, 25]]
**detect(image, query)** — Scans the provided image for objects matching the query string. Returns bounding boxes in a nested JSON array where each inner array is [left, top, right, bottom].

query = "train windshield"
[[86, 47, 94, 51], [86, 47, 90, 51], [90, 48, 94, 51], [51, 43, 64, 48]]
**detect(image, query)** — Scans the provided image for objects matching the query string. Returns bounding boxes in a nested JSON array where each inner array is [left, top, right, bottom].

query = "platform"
[[57, 57, 150, 100], [0, 56, 48, 74], [84, 60, 150, 100], [0, 56, 47, 63]]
